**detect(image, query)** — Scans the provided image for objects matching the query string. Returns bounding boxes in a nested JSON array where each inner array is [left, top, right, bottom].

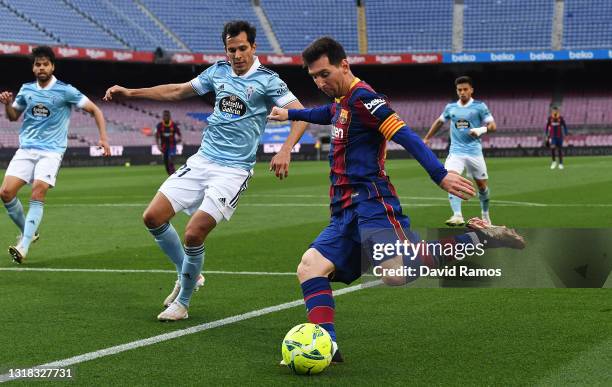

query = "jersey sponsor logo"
[[363, 98, 386, 114], [31, 103, 50, 118], [218, 95, 247, 118], [332, 126, 344, 139], [455, 119, 470, 130]]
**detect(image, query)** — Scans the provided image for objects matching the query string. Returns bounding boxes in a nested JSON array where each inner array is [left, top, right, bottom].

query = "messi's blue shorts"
[[310, 197, 412, 284], [550, 137, 563, 147]]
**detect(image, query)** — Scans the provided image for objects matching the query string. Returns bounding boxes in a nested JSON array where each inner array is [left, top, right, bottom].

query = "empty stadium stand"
[[260, 0, 359, 53], [463, 0, 554, 51], [365, 0, 453, 53], [563, 0, 612, 49], [0, 0, 611, 54]]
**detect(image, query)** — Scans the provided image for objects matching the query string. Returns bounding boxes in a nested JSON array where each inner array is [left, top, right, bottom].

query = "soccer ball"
[[281, 323, 333, 375]]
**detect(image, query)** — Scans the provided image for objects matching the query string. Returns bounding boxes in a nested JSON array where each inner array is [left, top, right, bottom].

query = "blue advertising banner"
[[443, 49, 612, 63]]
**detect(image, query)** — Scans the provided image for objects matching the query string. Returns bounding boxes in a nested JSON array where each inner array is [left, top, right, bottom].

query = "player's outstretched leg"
[[158, 210, 215, 321], [466, 217, 525, 249], [558, 145, 564, 169], [446, 194, 465, 227], [296, 248, 343, 363], [550, 147, 557, 169]]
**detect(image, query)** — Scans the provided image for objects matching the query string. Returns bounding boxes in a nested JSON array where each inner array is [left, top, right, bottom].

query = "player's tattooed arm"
[[0, 91, 23, 121], [103, 82, 196, 102]]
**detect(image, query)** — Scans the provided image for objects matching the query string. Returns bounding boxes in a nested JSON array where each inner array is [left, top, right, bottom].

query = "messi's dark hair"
[[302, 37, 347, 67]]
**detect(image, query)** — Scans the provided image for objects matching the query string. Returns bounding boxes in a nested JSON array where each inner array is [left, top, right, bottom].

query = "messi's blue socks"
[[479, 187, 490, 213], [4, 197, 25, 233], [21, 200, 43, 252], [177, 244, 205, 307], [301, 277, 337, 342], [148, 223, 184, 280], [449, 194, 462, 216]]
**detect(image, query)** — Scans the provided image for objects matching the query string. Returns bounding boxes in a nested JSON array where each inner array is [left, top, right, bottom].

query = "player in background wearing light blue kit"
[[424, 76, 497, 227], [104, 21, 308, 321], [0, 46, 110, 264]]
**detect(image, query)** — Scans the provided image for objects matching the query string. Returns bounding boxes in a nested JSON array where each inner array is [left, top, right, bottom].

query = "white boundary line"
[[44, 201, 612, 208], [0, 267, 295, 276], [0, 280, 381, 383]]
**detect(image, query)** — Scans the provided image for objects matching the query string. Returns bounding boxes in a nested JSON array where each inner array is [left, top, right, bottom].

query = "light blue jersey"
[[190, 57, 297, 170], [11, 76, 88, 154], [440, 98, 494, 156]]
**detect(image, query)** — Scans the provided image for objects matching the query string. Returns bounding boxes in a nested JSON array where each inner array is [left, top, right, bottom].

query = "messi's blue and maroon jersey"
[[301, 78, 408, 214]]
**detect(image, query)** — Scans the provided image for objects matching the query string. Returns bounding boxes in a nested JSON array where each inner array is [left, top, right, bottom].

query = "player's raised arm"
[[390, 125, 475, 199], [81, 100, 110, 156], [103, 82, 196, 102], [269, 100, 309, 180], [355, 92, 475, 199], [0, 91, 24, 121], [267, 103, 333, 179], [423, 117, 445, 146], [268, 104, 334, 125]]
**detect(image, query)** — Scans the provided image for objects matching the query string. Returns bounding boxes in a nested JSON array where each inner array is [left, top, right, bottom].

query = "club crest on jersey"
[[245, 86, 254, 100], [339, 109, 349, 125], [31, 103, 50, 118], [219, 94, 247, 118]]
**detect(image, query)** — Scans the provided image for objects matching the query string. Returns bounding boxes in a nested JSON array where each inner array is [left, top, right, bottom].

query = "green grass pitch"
[[0, 156, 611, 385]]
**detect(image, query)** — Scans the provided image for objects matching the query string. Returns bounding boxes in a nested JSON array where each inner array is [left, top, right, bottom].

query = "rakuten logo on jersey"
[[332, 126, 344, 139], [363, 98, 386, 114]]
